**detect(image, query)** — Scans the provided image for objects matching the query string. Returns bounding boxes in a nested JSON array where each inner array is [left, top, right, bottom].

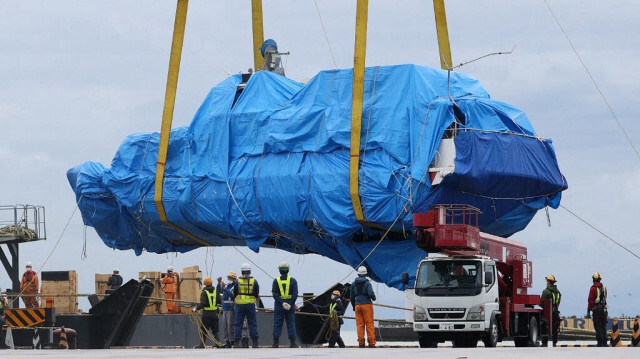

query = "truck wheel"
[[482, 319, 499, 348], [527, 317, 540, 347], [418, 333, 437, 348]]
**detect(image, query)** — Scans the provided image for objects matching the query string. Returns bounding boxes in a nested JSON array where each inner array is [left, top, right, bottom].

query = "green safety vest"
[[329, 302, 342, 317], [595, 286, 607, 304], [277, 276, 291, 300], [204, 289, 218, 311], [236, 277, 255, 305]]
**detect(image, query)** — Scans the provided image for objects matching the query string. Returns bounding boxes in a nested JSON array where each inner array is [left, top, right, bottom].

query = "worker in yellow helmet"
[[540, 275, 561, 347], [193, 277, 222, 348], [587, 272, 608, 347], [271, 262, 299, 348]]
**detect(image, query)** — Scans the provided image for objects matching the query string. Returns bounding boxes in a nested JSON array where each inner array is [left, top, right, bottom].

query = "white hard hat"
[[241, 263, 251, 272], [167, 265, 174, 272], [26, 261, 32, 268], [113, 268, 119, 273], [357, 266, 367, 276]]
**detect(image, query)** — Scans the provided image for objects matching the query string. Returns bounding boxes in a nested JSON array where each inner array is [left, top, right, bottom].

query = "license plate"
[[439, 323, 454, 330]]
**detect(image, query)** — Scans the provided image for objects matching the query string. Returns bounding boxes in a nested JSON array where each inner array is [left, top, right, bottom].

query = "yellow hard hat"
[[592, 272, 601, 280], [203, 277, 213, 286], [227, 271, 237, 279], [332, 290, 341, 296], [545, 275, 556, 282]]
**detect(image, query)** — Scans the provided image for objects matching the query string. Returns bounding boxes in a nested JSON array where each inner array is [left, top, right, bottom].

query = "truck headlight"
[[466, 305, 485, 321], [414, 305, 427, 321]]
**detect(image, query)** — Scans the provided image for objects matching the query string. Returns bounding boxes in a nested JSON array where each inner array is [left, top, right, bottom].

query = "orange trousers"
[[166, 292, 176, 313], [355, 304, 375, 347], [22, 294, 39, 308]]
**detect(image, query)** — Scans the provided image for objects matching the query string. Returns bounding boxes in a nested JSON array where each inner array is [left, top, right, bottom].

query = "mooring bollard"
[[59, 326, 69, 349], [610, 317, 622, 347], [632, 317, 640, 347]]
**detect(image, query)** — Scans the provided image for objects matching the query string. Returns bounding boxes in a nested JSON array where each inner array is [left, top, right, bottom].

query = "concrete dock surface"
[[2, 347, 638, 359]]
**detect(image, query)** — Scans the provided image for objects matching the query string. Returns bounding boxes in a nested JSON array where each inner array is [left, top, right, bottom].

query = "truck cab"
[[413, 255, 499, 347]]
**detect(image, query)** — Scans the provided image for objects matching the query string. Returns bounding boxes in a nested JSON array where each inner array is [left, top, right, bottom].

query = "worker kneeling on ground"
[[313, 290, 346, 348], [20, 262, 39, 308], [540, 274, 561, 347], [350, 266, 376, 348], [271, 262, 299, 348], [587, 272, 608, 347], [193, 277, 223, 348], [233, 263, 260, 348]]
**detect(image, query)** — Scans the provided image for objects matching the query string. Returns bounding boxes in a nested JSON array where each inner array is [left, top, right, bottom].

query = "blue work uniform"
[[272, 275, 298, 340]]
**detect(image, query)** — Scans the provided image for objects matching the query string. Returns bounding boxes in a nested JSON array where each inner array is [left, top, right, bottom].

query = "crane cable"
[[560, 204, 640, 262], [542, 0, 640, 162], [312, 0, 338, 69]]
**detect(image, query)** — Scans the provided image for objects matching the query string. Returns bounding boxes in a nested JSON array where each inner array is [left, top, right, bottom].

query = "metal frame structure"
[[0, 204, 46, 307]]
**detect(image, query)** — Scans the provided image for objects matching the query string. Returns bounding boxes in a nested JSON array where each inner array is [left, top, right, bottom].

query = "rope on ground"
[[188, 311, 224, 347], [542, 0, 640, 163]]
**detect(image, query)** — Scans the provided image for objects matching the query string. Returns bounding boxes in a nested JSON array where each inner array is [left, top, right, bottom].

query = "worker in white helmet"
[[106, 267, 123, 292], [161, 265, 180, 314], [20, 261, 40, 308], [271, 262, 298, 348], [350, 266, 376, 347], [232, 263, 260, 348]]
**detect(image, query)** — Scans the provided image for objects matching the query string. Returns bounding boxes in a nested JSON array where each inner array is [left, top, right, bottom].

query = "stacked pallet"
[[94, 273, 111, 295], [137, 266, 203, 314], [139, 271, 163, 314], [179, 266, 202, 314], [40, 270, 78, 314]]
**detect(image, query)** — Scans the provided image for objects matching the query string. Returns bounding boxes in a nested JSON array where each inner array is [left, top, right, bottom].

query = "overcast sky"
[[1, 0, 639, 322]]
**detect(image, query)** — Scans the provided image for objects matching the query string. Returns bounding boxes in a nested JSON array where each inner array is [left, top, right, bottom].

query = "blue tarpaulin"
[[67, 64, 567, 289]]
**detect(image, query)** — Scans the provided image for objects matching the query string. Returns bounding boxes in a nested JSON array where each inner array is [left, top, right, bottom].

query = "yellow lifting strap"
[[153, 0, 209, 247], [251, 0, 265, 72], [433, 0, 453, 70], [349, 0, 369, 225]]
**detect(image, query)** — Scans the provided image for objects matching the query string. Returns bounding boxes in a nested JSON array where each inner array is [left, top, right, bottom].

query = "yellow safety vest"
[[277, 276, 291, 300], [204, 289, 218, 311], [595, 286, 607, 304], [236, 277, 256, 305], [551, 292, 560, 306], [329, 302, 342, 317]]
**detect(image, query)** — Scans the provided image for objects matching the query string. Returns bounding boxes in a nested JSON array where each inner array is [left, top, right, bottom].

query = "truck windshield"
[[415, 260, 482, 296]]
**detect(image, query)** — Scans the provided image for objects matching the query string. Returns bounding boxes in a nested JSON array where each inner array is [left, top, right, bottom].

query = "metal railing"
[[0, 204, 46, 242]]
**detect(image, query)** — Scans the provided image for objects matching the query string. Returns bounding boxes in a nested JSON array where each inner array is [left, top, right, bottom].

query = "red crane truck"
[[410, 205, 552, 348]]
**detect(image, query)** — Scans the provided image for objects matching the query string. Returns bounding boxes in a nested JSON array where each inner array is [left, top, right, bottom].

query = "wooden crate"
[[179, 268, 202, 314], [139, 271, 163, 314], [95, 273, 111, 295], [40, 270, 78, 314]]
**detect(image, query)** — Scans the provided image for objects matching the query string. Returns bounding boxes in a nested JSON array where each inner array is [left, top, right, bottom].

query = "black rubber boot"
[[289, 337, 299, 348], [252, 338, 259, 348], [272, 337, 279, 348]]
